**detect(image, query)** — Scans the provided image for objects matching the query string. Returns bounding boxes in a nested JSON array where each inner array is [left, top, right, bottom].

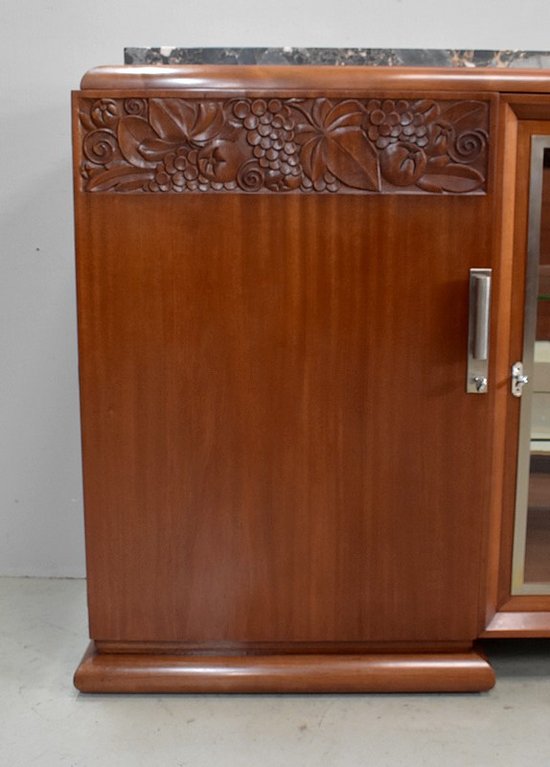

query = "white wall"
[[3, 0, 550, 577]]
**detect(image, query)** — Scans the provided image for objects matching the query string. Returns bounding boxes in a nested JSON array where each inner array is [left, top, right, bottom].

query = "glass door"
[[512, 137, 550, 594]]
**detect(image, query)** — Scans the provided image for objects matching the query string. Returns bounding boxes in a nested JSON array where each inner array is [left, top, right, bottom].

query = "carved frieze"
[[78, 96, 490, 194]]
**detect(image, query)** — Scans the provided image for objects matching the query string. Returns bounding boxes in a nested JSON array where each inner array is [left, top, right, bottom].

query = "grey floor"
[[1, 578, 550, 767]]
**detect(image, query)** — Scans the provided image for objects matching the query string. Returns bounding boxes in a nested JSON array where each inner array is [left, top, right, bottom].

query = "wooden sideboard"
[[72, 65, 550, 693]]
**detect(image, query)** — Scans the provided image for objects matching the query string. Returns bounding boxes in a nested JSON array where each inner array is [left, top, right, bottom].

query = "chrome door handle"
[[467, 268, 492, 394], [473, 272, 491, 360]]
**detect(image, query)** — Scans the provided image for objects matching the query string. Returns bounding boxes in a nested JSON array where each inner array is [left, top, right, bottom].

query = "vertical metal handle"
[[473, 272, 491, 361], [467, 268, 492, 393]]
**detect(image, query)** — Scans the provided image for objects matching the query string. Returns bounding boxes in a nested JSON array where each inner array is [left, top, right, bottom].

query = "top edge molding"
[[80, 65, 550, 93]]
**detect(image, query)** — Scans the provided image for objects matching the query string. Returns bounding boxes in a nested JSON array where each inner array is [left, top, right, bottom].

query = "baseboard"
[[74, 642, 495, 693]]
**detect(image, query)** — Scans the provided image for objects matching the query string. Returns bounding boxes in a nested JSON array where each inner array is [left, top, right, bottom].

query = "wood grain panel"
[[76, 189, 494, 644]]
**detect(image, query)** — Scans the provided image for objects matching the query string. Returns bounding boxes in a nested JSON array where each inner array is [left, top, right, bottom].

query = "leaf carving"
[[191, 103, 224, 142], [319, 100, 365, 130], [294, 99, 379, 189], [86, 166, 154, 192], [326, 128, 380, 191], [412, 100, 441, 128], [139, 137, 181, 161], [310, 98, 332, 128], [117, 117, 158, 168], [440, 101, 488, 132], [147, 99, 224, 144], [79, 95, 489, 195], [300, 139, 326, 183], [149, 99, 197, 141], [417, 160, 484, 193]]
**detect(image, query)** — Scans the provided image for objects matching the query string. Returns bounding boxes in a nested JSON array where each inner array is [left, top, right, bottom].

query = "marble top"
[[124, 47, 550, 68]]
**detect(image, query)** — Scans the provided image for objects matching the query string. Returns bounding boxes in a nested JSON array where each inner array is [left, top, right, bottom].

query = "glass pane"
[[524, 148, 550, 587]]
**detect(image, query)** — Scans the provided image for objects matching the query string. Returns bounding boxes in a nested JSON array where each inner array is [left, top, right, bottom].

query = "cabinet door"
[[75, 91, 494, 644], [508, 123, 550, 598]]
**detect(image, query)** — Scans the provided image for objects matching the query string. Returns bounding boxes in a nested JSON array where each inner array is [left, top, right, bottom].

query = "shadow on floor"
[[481, 639, 550, 677]]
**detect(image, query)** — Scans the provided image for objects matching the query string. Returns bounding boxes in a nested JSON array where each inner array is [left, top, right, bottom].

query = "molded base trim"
[[95, 639, 474, 655], [482, 611, 550, 637], [74, 643, 495, 693]]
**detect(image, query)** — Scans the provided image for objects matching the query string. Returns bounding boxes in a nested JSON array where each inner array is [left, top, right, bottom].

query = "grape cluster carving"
[[152, 148, 203, 193], [365, 99, 429, 149], [233, 99, 302, 191], [79, 95, 489, 195]]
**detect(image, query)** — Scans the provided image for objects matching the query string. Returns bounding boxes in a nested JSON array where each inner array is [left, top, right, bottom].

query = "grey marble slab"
[[124, 47, 550, 68]]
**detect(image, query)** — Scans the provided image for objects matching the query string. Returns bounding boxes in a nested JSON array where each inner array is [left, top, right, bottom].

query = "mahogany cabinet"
[[72, 65, 550, 693]]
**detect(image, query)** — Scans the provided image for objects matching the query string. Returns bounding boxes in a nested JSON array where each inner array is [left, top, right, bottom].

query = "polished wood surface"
[[482, 99, 520, 630], [73, 66, 550, 692], [75, 642, 495, 693], [95, 639, 473, 655], [76, 190, 494, 644], [76, 93, 490, 196], [482, 610, 550, 636], [81, 65, 550, 94]]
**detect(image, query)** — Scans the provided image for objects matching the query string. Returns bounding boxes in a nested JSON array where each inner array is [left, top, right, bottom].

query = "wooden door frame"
[[483, 96, 550, 636]]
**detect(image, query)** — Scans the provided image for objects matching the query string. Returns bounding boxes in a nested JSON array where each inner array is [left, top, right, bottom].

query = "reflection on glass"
[[525, 149, 550, 586], [514, 143, 550, 593]]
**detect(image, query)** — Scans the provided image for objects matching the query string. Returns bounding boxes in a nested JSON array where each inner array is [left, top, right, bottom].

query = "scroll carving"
[[78, 96, 489, 194]]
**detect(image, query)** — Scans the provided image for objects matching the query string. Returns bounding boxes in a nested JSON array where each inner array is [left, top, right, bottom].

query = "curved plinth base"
[[74, 643, 495, 693]]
